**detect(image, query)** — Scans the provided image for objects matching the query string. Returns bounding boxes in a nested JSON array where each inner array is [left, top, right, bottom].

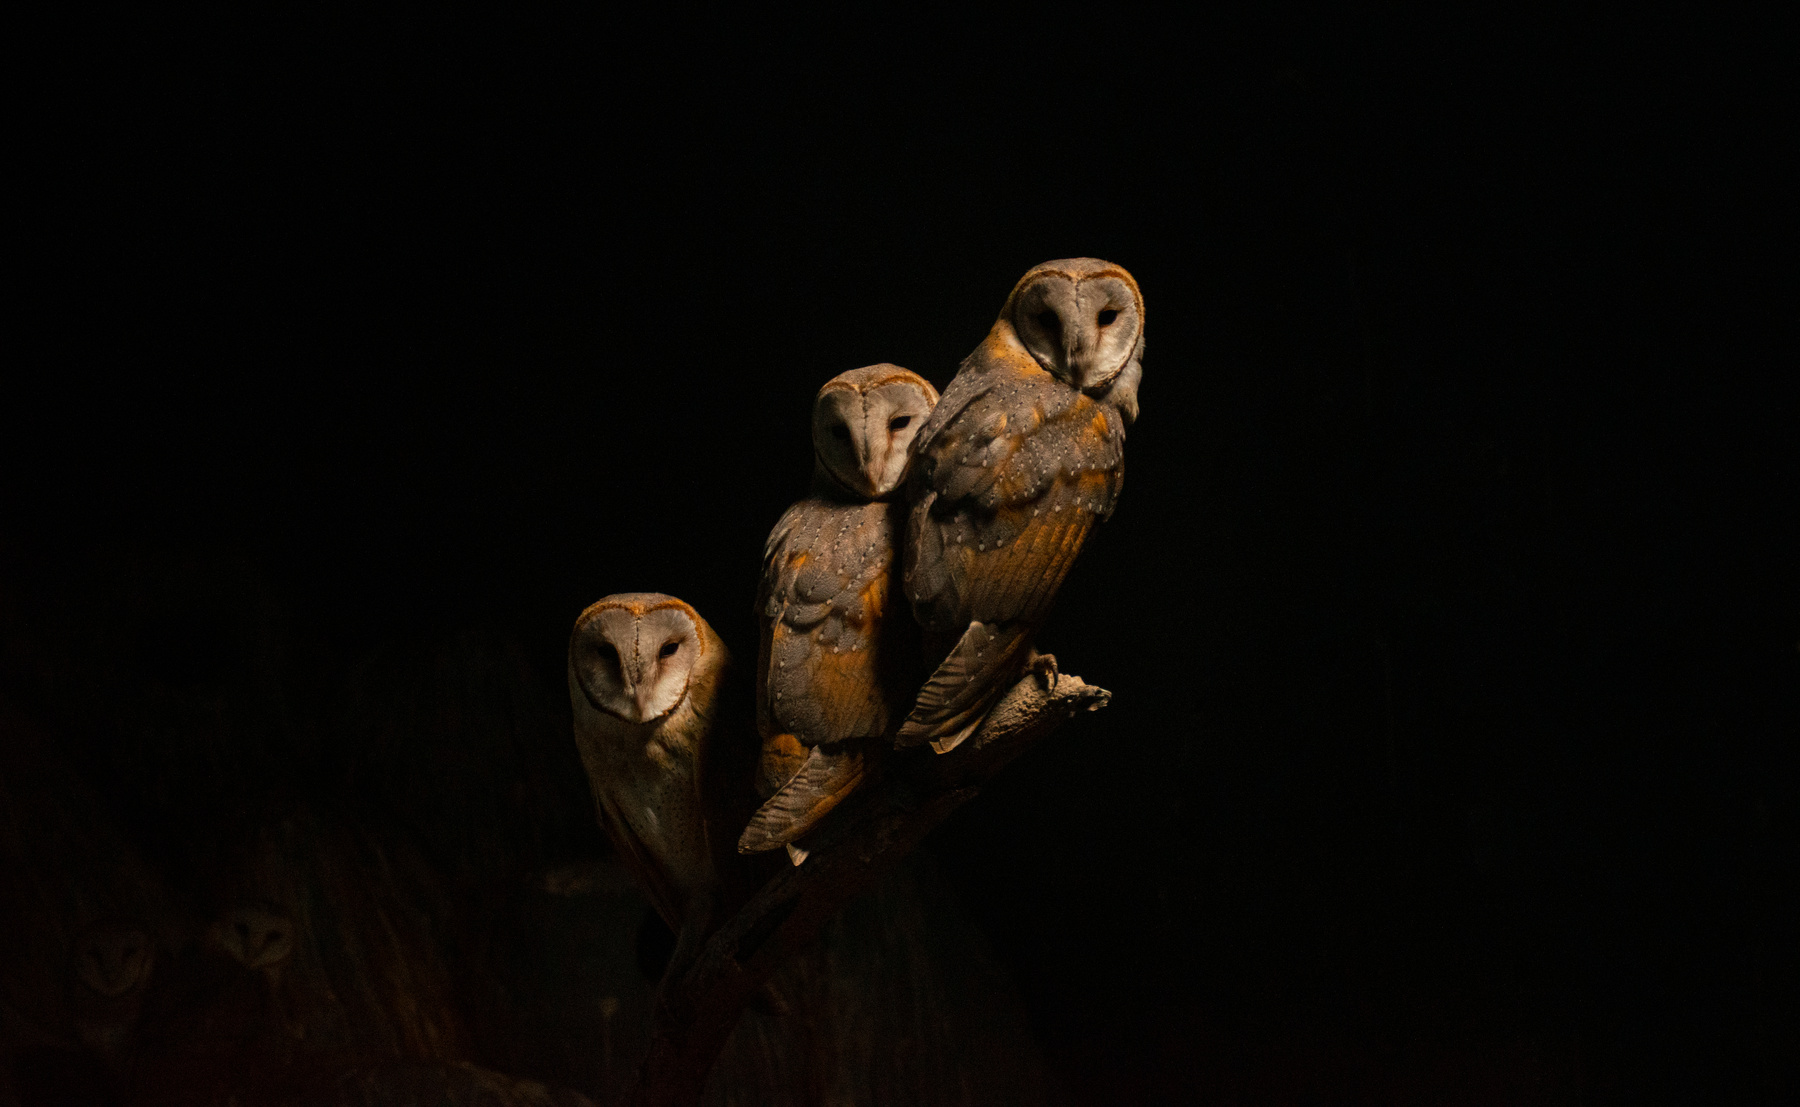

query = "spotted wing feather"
[[738, 743, 868, 851], [743, 497, 908, 851], [901, 361, 1126, 746], [758, 498, 904, 748]]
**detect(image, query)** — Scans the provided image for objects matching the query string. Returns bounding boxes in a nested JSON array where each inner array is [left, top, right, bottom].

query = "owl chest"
[[600, 731, 707, 872]]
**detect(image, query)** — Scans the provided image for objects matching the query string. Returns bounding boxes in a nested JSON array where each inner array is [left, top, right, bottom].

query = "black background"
[[6, 10, 1795, 1103]]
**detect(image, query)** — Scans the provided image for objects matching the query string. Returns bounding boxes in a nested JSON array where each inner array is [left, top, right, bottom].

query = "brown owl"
[[568, 594, 734, 932], [207, 900, 306, 1042], [71, 919, 157, 1064], [901, 258, 1144, 752], [738, 365, 939, 858]]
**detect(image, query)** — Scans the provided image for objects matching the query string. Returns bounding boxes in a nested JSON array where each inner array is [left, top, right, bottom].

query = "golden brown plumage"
[[901, 259, 1144, 752], [740, 366, 938, 854]]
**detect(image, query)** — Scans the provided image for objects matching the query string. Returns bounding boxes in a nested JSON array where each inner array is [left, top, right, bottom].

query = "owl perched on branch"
[[739, 365, 938, 858], [902, 258, 1144, 753]]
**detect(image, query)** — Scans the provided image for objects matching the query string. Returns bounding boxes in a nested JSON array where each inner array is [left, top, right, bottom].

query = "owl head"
[[811, 364, 939, 499], [211, 901, 295, 971], [1001, 258, 1144, 402], [570, 594, 715, 725], [74, 920, 157, 998]]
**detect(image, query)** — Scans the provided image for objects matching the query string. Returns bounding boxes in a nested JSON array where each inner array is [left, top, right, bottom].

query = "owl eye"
[[831, 423, 851, 442], [889, 415, 911, 431], [595, 642, 619, 666], [1097, 308, 1118, 326], [659, 641, 680, 658], [1036, 309, 1061, 335]]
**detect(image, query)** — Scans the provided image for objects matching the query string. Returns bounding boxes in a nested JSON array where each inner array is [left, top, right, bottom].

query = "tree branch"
[[627, 671, 1111, 1107]]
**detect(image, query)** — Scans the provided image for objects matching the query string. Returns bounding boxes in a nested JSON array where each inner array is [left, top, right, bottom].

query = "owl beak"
[[1063, 326, 1097, 388], [861, 423, 886, 493], [853, 408, 890, 496], [856, 411, 878, 467], [632, 684, 658, 722]]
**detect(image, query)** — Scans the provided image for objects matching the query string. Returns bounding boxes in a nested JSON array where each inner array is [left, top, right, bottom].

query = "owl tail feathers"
[[737, 743, 868, 853], [895, 621, 1033, 754]]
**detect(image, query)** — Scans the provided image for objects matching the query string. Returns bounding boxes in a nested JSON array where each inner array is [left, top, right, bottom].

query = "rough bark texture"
[[629, 672, 1110, 1107]]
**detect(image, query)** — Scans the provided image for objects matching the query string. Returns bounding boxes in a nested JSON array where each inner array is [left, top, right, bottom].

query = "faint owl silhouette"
[[568, 594, 733, 935], [902, 258, 1144, 752], [71, 919, 157, 1062], [209, 897, 298, 1037], [211, 902, 294, 974], [738, 365, 939, 859]]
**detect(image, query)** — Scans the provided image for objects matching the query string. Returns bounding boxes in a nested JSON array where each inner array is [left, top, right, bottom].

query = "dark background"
[[5, 10, 1795, 1104]]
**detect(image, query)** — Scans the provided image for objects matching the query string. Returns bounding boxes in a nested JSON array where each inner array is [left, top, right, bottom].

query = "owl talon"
[[1028, 651, 1059, 692]]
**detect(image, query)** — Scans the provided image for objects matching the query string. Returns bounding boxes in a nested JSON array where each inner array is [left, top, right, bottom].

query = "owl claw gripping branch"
[[568, 258, 1141, 882]]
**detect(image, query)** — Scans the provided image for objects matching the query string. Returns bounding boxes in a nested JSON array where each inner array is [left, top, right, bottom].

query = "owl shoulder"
[[771, 499, 898, 622]]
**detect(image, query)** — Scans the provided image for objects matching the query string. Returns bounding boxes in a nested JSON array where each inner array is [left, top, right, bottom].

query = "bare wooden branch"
[[626, 671, 1111, 1107]]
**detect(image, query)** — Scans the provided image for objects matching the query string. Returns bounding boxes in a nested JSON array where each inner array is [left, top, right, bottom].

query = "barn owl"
[[71, 920, 156, 1061], [211, 902, 295, 984], [568, 594, 732, 934], [902, 258, 1144, 752], [738, 365, 939, 858]]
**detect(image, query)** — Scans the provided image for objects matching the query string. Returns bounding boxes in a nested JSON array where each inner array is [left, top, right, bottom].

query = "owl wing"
[[742, 498, 904, 851], [907, 364, 1125, 631], [752, 503, 802, 745], [738, 742, 869, 852], [900, 364, 1125, 748], [758, 498, 903, 748]]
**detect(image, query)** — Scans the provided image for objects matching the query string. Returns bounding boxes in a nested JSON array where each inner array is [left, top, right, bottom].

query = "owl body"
[[902, 259, 1144, 752], [739, 366, 938, 854], [71, 920, 156, 1062], [203, 901, 310, 1044], [568, 594, 729, 930]]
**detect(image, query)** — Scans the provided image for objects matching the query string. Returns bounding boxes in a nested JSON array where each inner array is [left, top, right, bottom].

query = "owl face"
[[75, 921, 156, 998], [1006, 259, 1144, 393], [213, 902, 295, 971], [812, 364, 939, 499], [570, 594, 706, 724]]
